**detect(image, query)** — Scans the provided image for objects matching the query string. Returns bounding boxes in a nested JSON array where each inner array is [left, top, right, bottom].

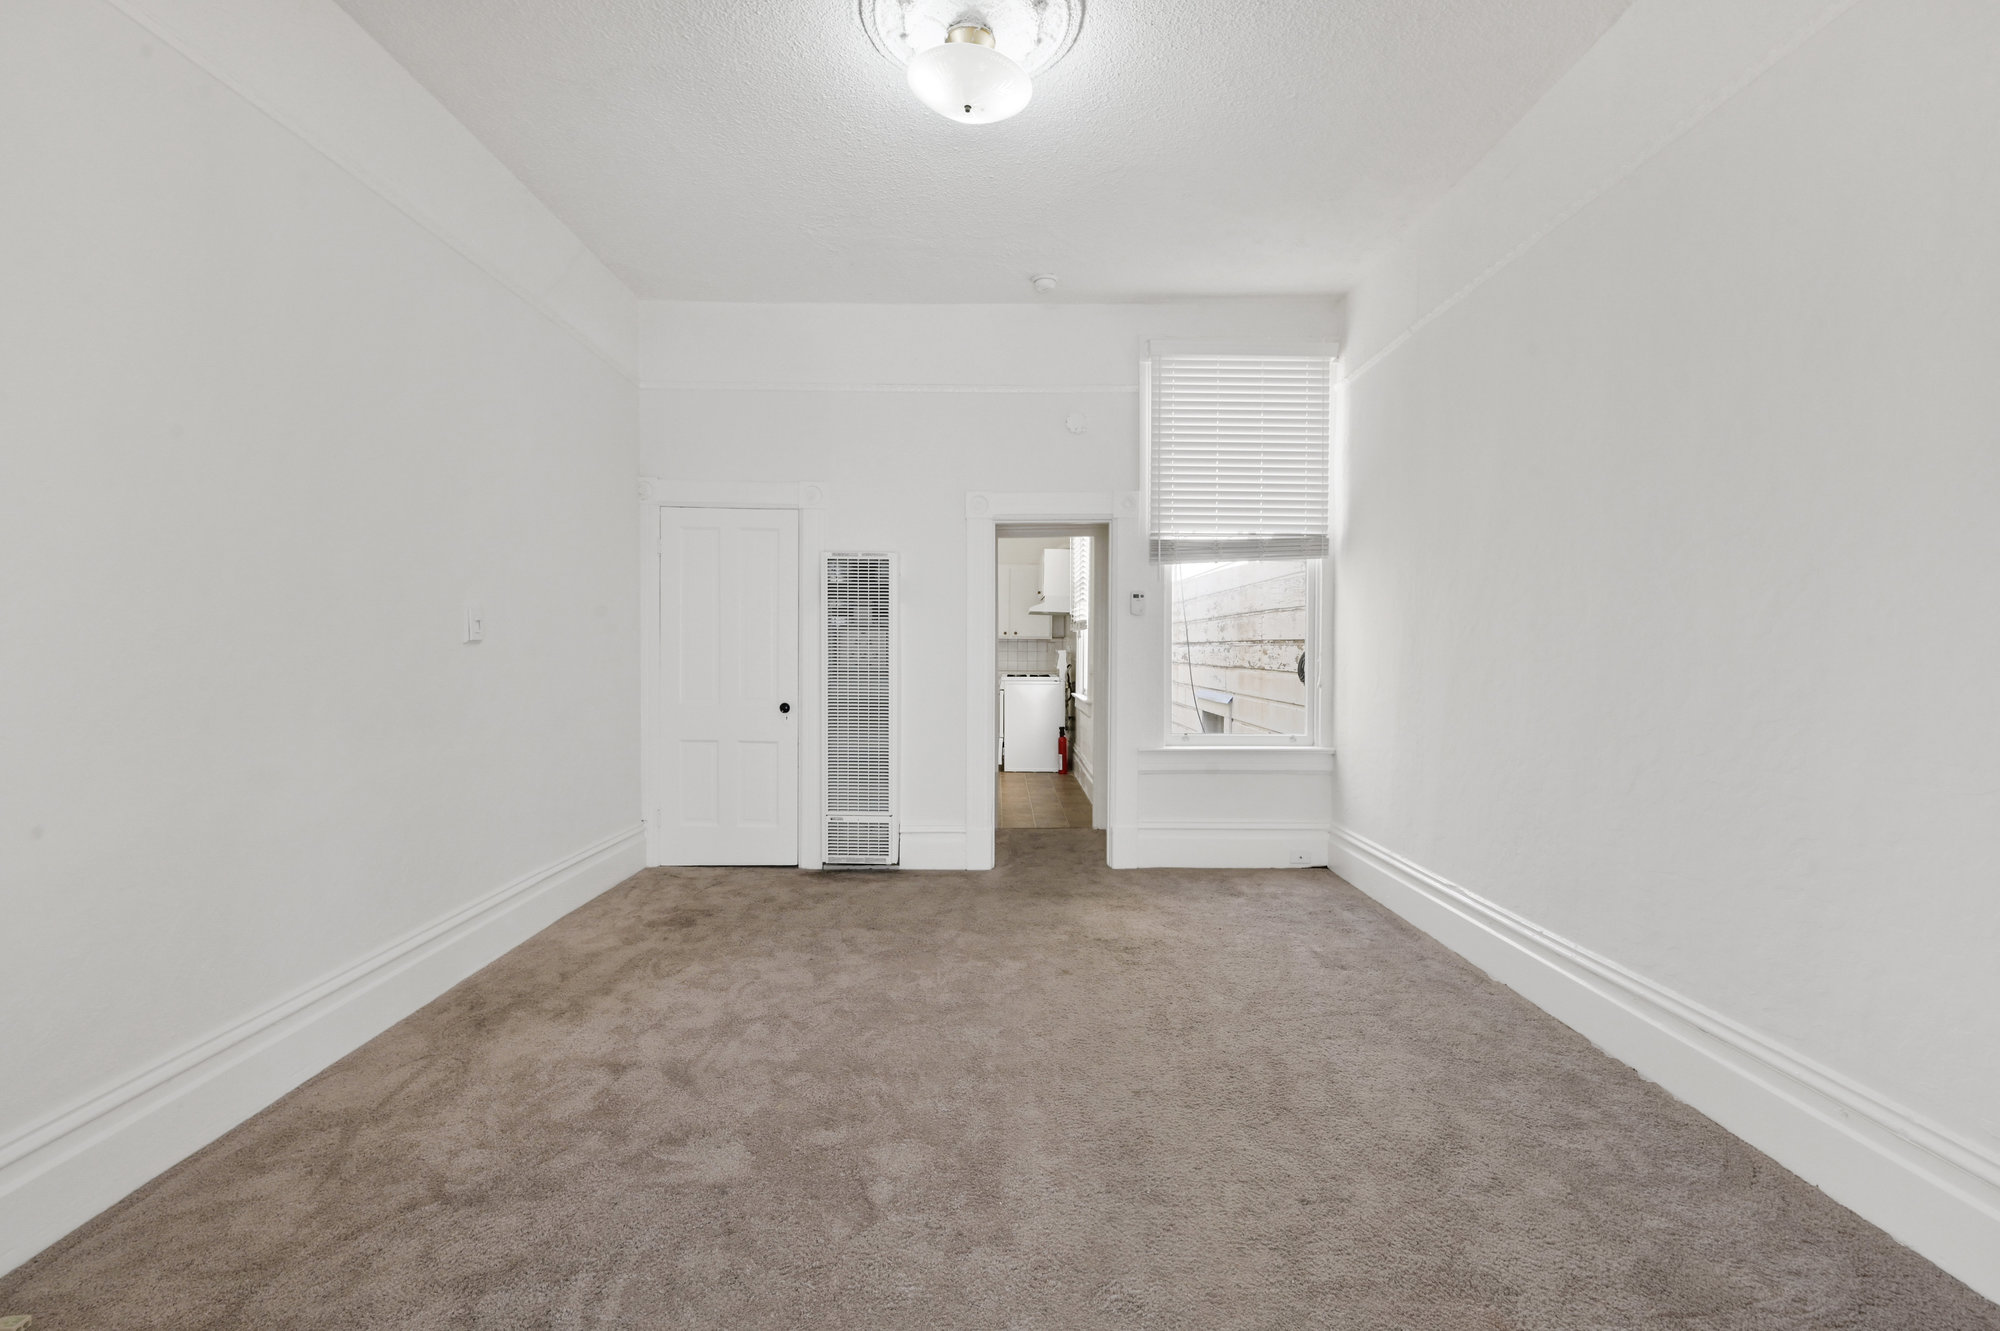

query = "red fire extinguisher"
[[1057, 729, 1068, 774]]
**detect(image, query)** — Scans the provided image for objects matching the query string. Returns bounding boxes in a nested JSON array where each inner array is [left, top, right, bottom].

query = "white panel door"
[[659, 507, 799, 864]]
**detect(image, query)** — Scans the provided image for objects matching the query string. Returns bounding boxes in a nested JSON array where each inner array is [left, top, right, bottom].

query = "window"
[[1069, 534, 1090, 700], [1147, 348, 1331, 744], [1168, 559, 1312, 738]]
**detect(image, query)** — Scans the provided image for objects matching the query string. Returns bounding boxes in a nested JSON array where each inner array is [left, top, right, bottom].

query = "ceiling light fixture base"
[[860, 0, 1085, 79]]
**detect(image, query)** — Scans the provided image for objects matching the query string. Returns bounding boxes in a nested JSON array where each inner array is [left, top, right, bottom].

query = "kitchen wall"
[[1330, 0, 2000, 1298], [996, 639, 1065, 674], [0, 0, 641, 1275], [640, 299, 1341, 868], [997, 536, 1072, 677]]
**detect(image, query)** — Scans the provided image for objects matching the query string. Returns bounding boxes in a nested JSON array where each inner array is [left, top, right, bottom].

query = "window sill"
[[1137, 746, 1335, 776]]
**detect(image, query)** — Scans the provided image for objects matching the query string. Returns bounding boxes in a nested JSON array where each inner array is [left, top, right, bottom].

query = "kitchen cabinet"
[[997, 564, 1053, 638]]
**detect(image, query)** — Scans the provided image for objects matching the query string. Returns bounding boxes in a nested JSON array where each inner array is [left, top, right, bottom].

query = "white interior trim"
[[967, 492, 1134, 871], [638, 477, 828, 870], [1327, 824, 2000, 1303], [1114, 822, 1330, 869], [1135, 747, 1335, 775], [897, 827, 969, 871], [640, 382, 1140, 395], [1144, 338, 1342, 359], [0, 825, 645, 1277], [1071, 732, 1098, 805]]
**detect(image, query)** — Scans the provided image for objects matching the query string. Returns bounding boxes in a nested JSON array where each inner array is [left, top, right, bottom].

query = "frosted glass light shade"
[[906, 40, 1032, 124]]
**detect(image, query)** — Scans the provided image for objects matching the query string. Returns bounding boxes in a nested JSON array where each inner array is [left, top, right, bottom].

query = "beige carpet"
[[4, 830, 1994, 1330]]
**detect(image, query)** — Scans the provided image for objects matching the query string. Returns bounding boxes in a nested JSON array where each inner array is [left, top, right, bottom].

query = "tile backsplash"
[[997, 637, 1061, 674]]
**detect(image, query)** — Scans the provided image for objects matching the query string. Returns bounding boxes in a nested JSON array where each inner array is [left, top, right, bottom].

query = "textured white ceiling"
[[331, 0, 1634, 302]]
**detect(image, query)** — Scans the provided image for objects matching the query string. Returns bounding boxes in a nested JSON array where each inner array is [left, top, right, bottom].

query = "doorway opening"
[[994, 523, 1108, 831]]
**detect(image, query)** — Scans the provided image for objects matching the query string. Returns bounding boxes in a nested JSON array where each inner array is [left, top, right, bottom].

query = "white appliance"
[[823, 552, 898, 865], [1000, 673, 1064, 772]]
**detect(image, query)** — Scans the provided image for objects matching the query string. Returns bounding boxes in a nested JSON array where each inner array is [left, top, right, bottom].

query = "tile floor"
[[997, 770, 1094, 828]]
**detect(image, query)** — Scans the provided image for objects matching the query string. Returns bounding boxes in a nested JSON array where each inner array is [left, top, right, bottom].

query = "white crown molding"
[[1145, 338, 1342, 360], [1327, 823, 2000, 1302], [96, 0, 637, 382], [0, 825, 645, 1275], [640, 381, 1138, 395]]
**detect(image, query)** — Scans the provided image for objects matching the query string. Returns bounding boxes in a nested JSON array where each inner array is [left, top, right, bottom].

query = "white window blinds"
[[1068, 535, 1090, 625], [1148, 354, 1332, 564]]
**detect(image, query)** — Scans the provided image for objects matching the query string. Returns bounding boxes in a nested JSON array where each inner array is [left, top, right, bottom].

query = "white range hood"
[[1028, 548, 1071, 615]]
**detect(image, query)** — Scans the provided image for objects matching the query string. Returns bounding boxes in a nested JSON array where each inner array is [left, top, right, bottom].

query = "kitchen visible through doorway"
[[993, 523, 1106, 831]]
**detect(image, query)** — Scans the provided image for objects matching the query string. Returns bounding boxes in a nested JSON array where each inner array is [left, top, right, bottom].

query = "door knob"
[[779, 702, 791, 714]]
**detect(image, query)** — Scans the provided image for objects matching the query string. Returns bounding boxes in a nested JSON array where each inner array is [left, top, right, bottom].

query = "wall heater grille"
[[823, 553, 897, 865]]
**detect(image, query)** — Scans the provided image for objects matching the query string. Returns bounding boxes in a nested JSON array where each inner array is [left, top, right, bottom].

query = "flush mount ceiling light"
[[907, 26, 1029, 124], [860, 0, 1084, 125]]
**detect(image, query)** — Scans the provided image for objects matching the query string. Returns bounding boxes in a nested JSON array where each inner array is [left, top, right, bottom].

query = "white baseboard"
[[1113, 822, 1330, 869], [897, 827, 969, 870], [1327, 825, 2000, 1303], [0, 825, 647, 1278]]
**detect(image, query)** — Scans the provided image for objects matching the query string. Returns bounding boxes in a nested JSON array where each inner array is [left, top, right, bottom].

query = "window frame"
[[1142, 340, 1337, 750], [1159, 556, 1323, 747]]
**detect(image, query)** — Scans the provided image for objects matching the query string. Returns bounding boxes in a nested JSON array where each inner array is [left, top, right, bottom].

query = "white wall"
[[1331, 0, 2000, 1298], [0, 0, 641, 1274], [640, 300, 1341, 868]]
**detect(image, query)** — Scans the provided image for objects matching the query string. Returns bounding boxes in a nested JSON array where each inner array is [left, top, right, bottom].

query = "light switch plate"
[[464, 603, 485, 644]]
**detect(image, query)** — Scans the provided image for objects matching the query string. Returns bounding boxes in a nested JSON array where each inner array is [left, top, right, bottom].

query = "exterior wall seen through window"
[[1167, 559, 1311, 738]]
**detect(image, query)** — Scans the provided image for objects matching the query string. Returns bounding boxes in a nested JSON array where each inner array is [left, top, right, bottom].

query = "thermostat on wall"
[[1129, 592, 1145, 616]]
